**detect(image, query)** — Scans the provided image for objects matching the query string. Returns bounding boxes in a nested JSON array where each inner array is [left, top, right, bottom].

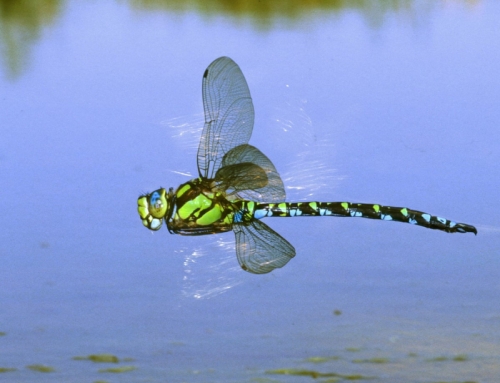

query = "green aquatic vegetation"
[[345, 347, 362, 352], [0, 332, 6, 336], [267, 369, 340, 378], [305, 356, 340, 363], [352, 357, 389, 364], [425, 356, 448, 362], [72, 354, 119, 363], [425, 354, 470, 363], [26, 364, 55, 372], [343, 375, 372, 380], [0, 367, 16, 373], [306, 356, 330, 363], [266, 369, 373, 380], [430, 381, 478, 383], [98, 366, 136, 373]]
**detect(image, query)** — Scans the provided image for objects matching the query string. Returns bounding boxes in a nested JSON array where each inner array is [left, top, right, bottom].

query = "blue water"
[[1, 1, 499, 382]]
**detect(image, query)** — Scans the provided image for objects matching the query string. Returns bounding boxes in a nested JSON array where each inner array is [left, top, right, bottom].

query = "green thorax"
[[168, 178, 238, 235]]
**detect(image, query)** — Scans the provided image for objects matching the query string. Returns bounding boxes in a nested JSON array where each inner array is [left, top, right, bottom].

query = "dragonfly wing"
[[215, 144, 286, 202], [234, 220, 295, 274], [198, 57, 254, 179]]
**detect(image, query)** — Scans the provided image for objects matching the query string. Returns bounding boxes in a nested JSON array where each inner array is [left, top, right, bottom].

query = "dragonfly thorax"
[[166, 178, 236, 236]]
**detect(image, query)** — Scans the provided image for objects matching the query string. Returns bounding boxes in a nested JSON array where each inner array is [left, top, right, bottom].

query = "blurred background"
[[1, 0, 499, 382]]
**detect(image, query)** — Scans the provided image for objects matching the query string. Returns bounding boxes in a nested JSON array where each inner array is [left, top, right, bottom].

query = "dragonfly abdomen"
[[237, 201, 476, 235]]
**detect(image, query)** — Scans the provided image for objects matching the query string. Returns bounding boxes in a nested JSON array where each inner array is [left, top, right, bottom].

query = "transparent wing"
[[214, 144, 285, 202], [198, 57, 254, 179], [234, 220, 295, 274]]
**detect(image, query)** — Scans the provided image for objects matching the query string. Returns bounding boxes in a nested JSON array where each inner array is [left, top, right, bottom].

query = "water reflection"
[[0, 0, 62, 79], [0, 0, 479, 79], [129, 0, 479, 25]]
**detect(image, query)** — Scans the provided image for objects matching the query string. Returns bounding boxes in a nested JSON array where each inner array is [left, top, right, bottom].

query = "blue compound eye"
[[151, 191, 162, 209], [148, 189, 168, 219]]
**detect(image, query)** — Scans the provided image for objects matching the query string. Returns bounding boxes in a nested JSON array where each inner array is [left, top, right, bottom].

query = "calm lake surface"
[[1, 1, 499, 382]]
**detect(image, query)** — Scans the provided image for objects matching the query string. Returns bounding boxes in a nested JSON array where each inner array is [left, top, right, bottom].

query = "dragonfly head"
[[137, 188, 169, 231]]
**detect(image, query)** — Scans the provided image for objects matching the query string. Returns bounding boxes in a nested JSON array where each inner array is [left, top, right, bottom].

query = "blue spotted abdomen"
[[233, 200, 476, 235]]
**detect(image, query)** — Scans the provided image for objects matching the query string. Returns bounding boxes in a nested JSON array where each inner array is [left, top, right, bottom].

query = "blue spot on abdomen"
[[233, 211, 243, 223]]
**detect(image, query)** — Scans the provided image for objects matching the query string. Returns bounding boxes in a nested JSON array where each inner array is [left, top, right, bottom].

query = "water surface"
[[1, 1, 499, 382]]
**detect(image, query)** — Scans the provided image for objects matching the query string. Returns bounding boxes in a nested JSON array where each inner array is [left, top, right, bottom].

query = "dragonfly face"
[[137, 188, 169, 231]]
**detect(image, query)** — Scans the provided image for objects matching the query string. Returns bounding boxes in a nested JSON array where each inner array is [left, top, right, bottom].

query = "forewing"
[[234, 220, 295, 274], [198, 57, 254, 179], [215, 144, 285, 202]]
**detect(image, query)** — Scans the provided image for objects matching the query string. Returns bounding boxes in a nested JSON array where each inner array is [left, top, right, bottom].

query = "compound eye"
[[151, 192, 163, 209], [149, 189, 168, 219]]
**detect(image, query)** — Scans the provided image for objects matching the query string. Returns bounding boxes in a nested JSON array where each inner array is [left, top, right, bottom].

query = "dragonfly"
[[137, 56, 477, 274]]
